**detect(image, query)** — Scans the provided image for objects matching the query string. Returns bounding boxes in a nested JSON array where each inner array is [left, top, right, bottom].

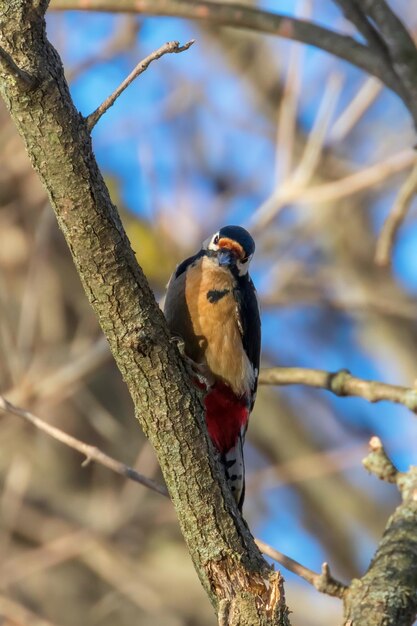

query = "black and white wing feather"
[[234, 274, 261, 409]]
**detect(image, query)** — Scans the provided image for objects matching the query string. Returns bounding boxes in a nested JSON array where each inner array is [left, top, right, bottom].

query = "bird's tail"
[[221, 428, 246, 510]]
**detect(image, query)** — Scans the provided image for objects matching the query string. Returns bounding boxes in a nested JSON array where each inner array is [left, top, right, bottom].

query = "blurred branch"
[[0, 395, 169, 497], [375, 159, 417, 267], [256, 539, 346, 599], [343, 437, 417, 625], [261, 285, 417, 321], [0, 393, 346, 599], [252, 149, 414, 227], [259, 367, 417, 412], [329, 76, 382, 142], [49, 0, 403, 96], [361, 0, 417, 122], [86, 39, 195, 130], [0, 593, 61, 626], [6, 336, 111, 405]]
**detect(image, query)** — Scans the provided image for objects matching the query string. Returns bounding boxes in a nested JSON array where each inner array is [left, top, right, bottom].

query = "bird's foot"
[[170, 336, 213, 390]]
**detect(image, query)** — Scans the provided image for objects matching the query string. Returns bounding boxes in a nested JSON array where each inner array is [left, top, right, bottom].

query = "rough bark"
[[343, 466, 417, 626], [0, 1, 290, 624]]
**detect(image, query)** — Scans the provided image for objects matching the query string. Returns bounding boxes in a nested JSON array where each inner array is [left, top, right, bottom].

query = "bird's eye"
[[213, 235, 219, 245], [241, 257, 248, 264]]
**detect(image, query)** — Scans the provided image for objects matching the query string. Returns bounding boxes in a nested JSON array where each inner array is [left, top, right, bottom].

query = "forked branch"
[[86, 39, 194, 130]]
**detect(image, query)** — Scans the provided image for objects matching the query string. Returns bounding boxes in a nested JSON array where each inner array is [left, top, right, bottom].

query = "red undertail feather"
[[204, 381, 249, 454]]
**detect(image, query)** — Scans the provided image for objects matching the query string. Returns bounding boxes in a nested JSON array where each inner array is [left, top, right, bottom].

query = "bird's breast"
[[184, 256, 254, 396]]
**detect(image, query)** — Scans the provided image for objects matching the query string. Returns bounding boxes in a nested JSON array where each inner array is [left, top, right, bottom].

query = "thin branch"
[[362, 435, 399, 483], [0, 395, 168, 497], [0, 46, 38, 90], [332, 0, 389, 56], [0, 394, 344, 598], [6, 336, 111, 406], [253, 73, 343, 230], [250, 148, 414, 225], [329, 76, 382, 142], [255, 539, 346, 599], [297, 149, 414, 204], [259, 367, 417, 412], [375, 158, 417, 267], [86, 39, 194, 130], [49, 0, 403, 96]]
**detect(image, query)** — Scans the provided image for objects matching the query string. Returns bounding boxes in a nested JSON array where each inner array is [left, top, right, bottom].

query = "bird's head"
[[203, 225, 255, 277]]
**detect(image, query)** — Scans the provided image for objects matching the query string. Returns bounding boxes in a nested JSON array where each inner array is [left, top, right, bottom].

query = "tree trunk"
[[0, 1, 290, 624]]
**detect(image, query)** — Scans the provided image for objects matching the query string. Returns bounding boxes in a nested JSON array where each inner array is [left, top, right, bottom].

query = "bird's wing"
[[234, 275, 261, 406]]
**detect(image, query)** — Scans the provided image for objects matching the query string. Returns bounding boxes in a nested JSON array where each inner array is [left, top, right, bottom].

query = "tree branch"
[[375, 158, 417, 267], [0, 392, 345, 600], [332, 0, 389, 56], [259, 367, 417, 412], [0, 2, 290, 623], [86, 39, 195, 131], [361, 0, 417, 124], [0, 395, 169, 497], [49, 0, 403, 97], [0, 45, 38, 90], [255, 539, 346, 599], [343, 437, 417, 625]]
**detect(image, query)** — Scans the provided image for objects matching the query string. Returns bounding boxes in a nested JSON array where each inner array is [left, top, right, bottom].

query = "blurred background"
[[1, 1, 417, 624]]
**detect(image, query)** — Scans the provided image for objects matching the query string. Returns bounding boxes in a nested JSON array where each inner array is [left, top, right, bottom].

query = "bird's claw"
[[171, 336, 212, 390]]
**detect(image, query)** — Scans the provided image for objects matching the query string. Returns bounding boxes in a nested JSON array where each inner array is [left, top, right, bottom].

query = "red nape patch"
[[204, 382, 249, 454]]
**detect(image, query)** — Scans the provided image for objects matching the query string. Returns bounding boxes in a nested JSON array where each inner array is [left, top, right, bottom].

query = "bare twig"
[[329, 76, 382, 142], [259, 367, 417, 412], [291, 73, 342, 187], [0, 395, 168, 497], [251, 149, 414, 227], [0, 46, 38, 90], [247, 441, 370, 490], [362, 435, 399, 483], [261, 284, 417, 321], [86, 39, 195, 130], [288, 149, 414, 205], [252, 73, 343, 230], [49, 0, 403, 97], [255, 539, 346, 598], [6, 336, 112, 406], [0, 394, 345, 598], [375, 159, 417, 267], [274, 29, 303, 183]]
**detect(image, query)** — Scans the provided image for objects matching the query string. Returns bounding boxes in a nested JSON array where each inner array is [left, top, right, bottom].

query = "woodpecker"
[[164, 225, 261, 510]]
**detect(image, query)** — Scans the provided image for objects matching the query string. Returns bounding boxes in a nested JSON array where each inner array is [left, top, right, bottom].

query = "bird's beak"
[[217, 248, 237, 267]]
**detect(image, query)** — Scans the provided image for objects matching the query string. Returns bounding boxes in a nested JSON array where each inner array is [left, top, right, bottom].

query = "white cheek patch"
[[237, 253, 253, 276], [203, 232, 220, 251]]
